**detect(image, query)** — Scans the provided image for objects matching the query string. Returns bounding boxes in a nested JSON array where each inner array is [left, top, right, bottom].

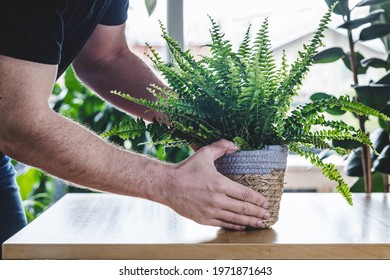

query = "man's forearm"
[[1, 107, 170, 201], [73, 48, 165, 122]]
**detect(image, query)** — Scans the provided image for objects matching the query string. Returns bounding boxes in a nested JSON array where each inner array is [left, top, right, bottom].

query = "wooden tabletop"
[[3, 193, 390, 259]]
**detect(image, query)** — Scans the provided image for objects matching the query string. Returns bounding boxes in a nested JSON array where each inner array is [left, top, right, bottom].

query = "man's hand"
[[159, 140, 270, 230]]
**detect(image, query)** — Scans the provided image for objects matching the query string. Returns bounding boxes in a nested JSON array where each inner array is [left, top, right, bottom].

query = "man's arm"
[[73, 23, 163, 122], [0, 54, 270, 230], [0, 55, 164, 198]]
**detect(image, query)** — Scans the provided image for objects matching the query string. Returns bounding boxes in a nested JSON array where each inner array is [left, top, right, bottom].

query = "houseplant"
[[101, 5, 390, 227], [311, 0, 390, 192]]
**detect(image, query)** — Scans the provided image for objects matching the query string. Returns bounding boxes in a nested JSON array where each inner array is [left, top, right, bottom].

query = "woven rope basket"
[[215, 145, 288, 228]]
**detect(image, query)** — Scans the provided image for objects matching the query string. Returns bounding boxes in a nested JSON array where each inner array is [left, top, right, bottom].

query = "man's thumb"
[[207, 139, 238, 161]]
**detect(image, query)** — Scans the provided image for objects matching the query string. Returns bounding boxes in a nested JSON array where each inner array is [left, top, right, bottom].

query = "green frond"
[[237, 24, 252, 64], [226, 56, 242, 97], [276, 5, 333, 118], [141, 138, 189, 148], [233, 136, 253, 150], [338, 96, 390, 121], [159, 21, 207, 75], [111, 90, 163, 113], [100, 118, 147, 140], [285, 99, 376, 153], [145, 42, 165, 65], [207, 16, 240, 94], [251, 18, 278, 96], [208, 15, 232, 54], [276, 50, 289, 85], [289, 142, 353, 205], [291, 133, 350, 155]]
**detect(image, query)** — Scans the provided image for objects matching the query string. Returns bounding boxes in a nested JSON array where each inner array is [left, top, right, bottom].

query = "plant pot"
[[215, 145, 288, 228]]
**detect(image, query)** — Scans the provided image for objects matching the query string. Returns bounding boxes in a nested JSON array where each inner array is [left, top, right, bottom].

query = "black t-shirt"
[[0, 0, 129, 158], [0, 0, 129, 78]]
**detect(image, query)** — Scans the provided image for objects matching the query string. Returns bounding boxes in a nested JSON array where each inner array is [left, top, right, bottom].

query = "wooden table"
[[3, 193, 390, 259]]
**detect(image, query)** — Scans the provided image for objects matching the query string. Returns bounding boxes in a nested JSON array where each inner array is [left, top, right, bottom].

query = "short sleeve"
[[0, 4, 63, 65], [99, 0, 129, 26]]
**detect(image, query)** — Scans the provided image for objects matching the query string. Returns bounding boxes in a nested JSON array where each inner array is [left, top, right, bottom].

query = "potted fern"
[[102, 5, 389, 227]]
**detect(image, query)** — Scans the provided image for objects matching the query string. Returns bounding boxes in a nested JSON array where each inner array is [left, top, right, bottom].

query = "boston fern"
[[102, 5, 389, 205]]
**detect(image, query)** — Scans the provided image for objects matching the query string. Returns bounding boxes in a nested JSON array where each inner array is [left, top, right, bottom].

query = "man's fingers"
[[203, 139, 238, 161], [211, 209, 264, 229], [224, 180, 269, 209], [221, 197, 270, 220]]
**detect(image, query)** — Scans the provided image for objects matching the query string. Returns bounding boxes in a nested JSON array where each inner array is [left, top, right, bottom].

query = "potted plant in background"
[[102, 5, 389, 228], [311, 0, 390, 193]]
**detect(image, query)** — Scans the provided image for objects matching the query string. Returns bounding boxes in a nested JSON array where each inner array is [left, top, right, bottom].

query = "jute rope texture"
[[225, 170, 285, 228]]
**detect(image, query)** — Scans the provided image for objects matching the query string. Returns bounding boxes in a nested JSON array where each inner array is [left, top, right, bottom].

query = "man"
[[0, 1, 270, 255]]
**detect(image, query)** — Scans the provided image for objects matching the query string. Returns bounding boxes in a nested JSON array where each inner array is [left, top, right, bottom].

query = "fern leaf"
[[276, 5, 333, 118], [338, 96, 390, 121], [237, 24, 252, 65], [251, 18, 278, 96], [100, 118, 147, 140], [289, 142, 353, 205]]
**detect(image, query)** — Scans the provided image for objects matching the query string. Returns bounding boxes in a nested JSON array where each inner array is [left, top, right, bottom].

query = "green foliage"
[[145, 0, 157, 16], [103, 5, 390, 205], [313, 47, 346, 63], [289, 143, 352, 204], [312, 0, 390, 193], [325, 0, 349, 15], [15, 165, 56, 223], [338, 9, 384, 29], [359, 23, 390, 41]]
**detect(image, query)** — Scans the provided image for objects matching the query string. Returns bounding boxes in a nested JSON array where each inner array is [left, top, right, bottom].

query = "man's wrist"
[[145, 160, 177, 205]]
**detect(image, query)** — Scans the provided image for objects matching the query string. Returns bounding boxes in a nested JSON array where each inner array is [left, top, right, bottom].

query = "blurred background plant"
[[144, 0, 157, 16], [311, 0, 390, 192]]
